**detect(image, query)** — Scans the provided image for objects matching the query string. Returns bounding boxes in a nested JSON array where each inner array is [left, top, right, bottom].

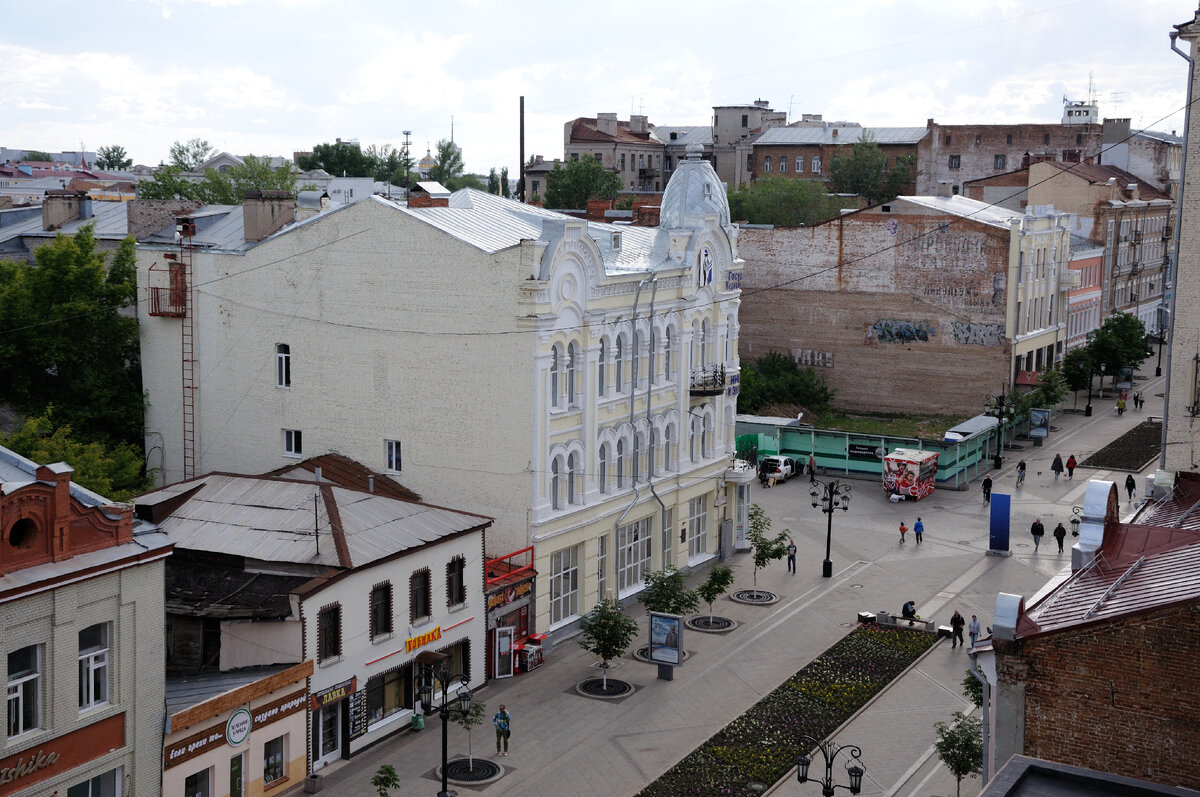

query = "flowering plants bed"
[[636, 624, 937, 797]]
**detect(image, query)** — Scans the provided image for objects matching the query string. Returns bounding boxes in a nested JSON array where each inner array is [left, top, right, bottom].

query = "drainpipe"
[[641, 277, 669, 522], [1163, 30, 1192, 468], [612, 278, 653, 594], [967, 649, 991, 785]]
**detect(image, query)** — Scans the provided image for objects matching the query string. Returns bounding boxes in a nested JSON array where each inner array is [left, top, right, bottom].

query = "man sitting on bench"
[[901, 600, 918, 625]]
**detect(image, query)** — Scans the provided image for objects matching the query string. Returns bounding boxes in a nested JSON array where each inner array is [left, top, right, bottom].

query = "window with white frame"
[[779, 156, 787, 174], [632, 432, 641, 483], [617, 516, 653, 593], [649, 328, 658, 385], [763, 156, 771, 173], [664, 328, 673, 381], [661, 507, 674, 569], [795, 156, 805, 172], [276, 344, 291, 388], [550, 344, 562, 408], [551, 457, 562, 509], [615, 334, 624, 391], [664, 424, 674, 471], [616, 439, 626, 488], [688, 495, 708, 558], [7, 645, 40, 737], [812, 157, 821, 174], [78, 623, 109, 711], [385, 440, 402, 472], [648, 427, 657, 477], [567, 452, 580, 504], [598, 443, 608, 493], [598, 339, 607, 397], [689, 415, 699, 461], [567, 341, 579, 406], [283, 429, 302, 457], [701, 320, 711, 366], [702, 414, 713, 459], [549, 546, 579, 625], [597, 535, 608, 601]]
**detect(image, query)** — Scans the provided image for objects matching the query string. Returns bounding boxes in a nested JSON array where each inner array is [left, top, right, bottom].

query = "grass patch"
[[815, 413, 966, 440]]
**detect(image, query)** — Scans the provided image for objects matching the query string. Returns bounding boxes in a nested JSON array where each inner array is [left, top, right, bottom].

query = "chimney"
[[630, 115, 648, 134], [407, 182, 450, 208], [596, 113, 618, 137], [243, 190, 297, 242], [832, 128, 838, 138], [1127, 183, 1140, 201], [41, 189, 88, 231], [936, 180, 954, 199]]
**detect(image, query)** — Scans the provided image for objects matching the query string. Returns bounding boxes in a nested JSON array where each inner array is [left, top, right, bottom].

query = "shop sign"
[[487, 581, 531, 611], [309, 677, 356, 712], [166, 690, 307, 770], [0, 749, 59, 786], [405, 625, 442, 653], [252, 690, 307, 727], [1, 714, 124, 794], [225, 708, 252, 746]]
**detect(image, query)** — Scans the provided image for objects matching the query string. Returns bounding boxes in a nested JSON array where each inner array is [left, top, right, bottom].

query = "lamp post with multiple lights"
[[796, 735, 865, 796], [809, 477, 851, 578], [417, 663, 473, 797]]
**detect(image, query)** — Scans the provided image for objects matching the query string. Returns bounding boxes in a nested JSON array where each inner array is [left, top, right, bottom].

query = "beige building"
[[564, 114, 666, 192], [711, 100, 787, 189], [137, 147, 747, 641], [0, 446, 172, 797]]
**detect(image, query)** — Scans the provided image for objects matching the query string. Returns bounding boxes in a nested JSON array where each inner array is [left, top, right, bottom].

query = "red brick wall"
[[407, 194, 449, 209], [1001, 602, 1200, 789]]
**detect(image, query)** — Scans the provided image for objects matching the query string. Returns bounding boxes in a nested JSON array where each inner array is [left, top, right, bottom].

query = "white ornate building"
[[137, 144, 747, 640]]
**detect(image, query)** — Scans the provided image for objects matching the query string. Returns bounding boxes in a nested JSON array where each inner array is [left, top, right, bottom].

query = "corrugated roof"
[[894, 195, 1020, 229], [756, 126, 928, 146], [0, 199, 129, 245]]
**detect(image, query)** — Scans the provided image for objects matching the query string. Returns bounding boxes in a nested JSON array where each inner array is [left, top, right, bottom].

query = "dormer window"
[[611, 232, 621, 251], [703, 182, 712, 199]]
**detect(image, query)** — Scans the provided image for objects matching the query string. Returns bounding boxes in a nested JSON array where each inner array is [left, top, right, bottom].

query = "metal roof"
[[653, 126, 714, 147], [755, 126, 928, 146], [166, 665, 295, 716], [0, 199, 129, 246], [137, 472, 490, 568], [894, 195, 1021, 229]]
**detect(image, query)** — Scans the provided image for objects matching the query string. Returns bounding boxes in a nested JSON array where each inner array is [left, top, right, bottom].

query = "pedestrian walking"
[[1117, 396, 1126, 415], [1134, 391, 1144, 410], [1051, 454, 1064, 481], [1066, 454, 1077, 480], [1053, 521, 1067, 553], [898, 521, 908, 544], [1016, 460, 1026, 487], [950, 610, 965, 648], [913, 517, 924, 544], [493, 704, 512, 756], [1030, 518, 1045, 552], [981, 475, 992, 504], [1125, 473, 1137, 502], [968, 615, 981, 649], [786, 539, 797, 574]]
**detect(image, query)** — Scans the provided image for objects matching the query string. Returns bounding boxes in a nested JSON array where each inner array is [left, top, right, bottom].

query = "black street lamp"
[[796, 735, 865, 796], [985, 387, 1016, 468], [1069, 505, 1082, 539], [1084, 362, 1105, 417], [809, 477, 851, 578], [1156, 329, 1167, 377], [417, 663, 473, 797]]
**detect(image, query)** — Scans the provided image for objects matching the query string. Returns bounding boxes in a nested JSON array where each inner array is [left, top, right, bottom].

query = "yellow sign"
[[405, 625, 443, 653]]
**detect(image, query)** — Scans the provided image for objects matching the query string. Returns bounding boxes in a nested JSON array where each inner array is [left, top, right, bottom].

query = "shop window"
[[446, 556, 466, 606], [6, 645, 40, 737], [370, 583, 393, 640], [78, 623, 109, 710], [263, 736, 285, 785], [184, 768, 211, 797], [688, 495, 708, 558], [230, 754, 244, 797], [367, 668, 410, 725], [318, 604, 341, 662], [410, 568, 431, 623], [549, 546, 579, 625]]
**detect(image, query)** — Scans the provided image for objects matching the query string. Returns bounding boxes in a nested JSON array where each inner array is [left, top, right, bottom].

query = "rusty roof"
[[1039, 161, 1171, 201], [569, 117, 657, 145], [264, 452, 421, 502]]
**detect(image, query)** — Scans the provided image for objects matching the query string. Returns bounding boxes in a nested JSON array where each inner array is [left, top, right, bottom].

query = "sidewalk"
[[305, 374, 1163, 797]]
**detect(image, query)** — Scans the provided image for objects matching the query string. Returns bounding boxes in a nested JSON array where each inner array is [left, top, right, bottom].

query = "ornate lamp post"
[[985, 386, 1015, 468], [809, 477, 851, 578], [796, 735, 865, 796], [1069, 505, 1082, 539], [417, 663, 473, 797]]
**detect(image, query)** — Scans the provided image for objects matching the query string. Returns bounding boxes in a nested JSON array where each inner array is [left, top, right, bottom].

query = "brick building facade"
[[751, 124, 924, 193]]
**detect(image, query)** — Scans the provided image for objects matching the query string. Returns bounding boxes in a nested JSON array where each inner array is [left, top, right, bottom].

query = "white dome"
[[660, 143, 731, 232]]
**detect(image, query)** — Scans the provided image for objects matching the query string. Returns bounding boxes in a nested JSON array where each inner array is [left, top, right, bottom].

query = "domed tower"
[[658, 142, 738, 288], [417, 148, 437, 178]]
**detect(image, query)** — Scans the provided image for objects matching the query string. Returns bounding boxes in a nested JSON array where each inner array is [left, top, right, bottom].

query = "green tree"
[[828, 133, 916, 205], [1028, 368, 1069, 409], [738, 351, 834, 414], [578, 597, 638, 688], [747, 504, 790, 594], [427, 139, 466, 190], [370, 764, 400, 797], [1089, 313, 1152, 378], [136, 165, 201, 201], [543, 155, 622, 209], [1061, 347, 1093, 409], [487, 168, 500, 195], [2, 410, 149, 501], [169, 138, 215, 170], [448, 699, 488, 771], [456, 173, 487, 191], [933, 712, 983, 797], [0, 229, 144, 446], [297, 140, 372, 177], [228, 155, 298, 194], [696, 564, 735, 623], [95, 145, 133, 171], [961, 668, 983, 709], [727, 177, 852, 227], [499, 167, 510, 198], [24, 150, 54, 162], [638, 568, 699, 616], [138, 158, 296, 204]]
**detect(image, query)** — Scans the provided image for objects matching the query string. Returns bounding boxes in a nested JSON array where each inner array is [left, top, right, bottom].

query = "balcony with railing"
[[689, 364, 726, 396]]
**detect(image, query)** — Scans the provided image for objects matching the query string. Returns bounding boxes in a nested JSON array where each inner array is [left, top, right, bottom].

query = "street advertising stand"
[[882, 448, 939, 501], [647, 612, 683, 681]]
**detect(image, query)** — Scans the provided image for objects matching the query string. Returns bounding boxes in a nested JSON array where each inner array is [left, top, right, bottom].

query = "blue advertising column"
[[989, 493, 1013, 556]]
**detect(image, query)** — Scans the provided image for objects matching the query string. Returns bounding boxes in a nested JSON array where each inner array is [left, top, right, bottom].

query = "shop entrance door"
[[494, 626, 514, 678], [315, 703, 341, 768]]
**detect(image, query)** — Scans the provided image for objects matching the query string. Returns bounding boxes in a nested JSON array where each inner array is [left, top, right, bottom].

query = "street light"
[[810, 477, 851, 578], [985, 386, 1015, 469], [1156, 328, 1167, 378], [796, 735, 865, 796], [1069, 505, 1082, 539], [1084, 362, 1105, 418], [417, 663, 473, 797]]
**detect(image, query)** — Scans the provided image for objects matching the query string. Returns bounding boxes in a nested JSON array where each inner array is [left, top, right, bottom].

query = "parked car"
[[760, 455, 797, 483]]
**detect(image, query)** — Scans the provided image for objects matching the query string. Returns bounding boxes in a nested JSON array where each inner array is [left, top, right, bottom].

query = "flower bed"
[[636, 624, 937, 797]]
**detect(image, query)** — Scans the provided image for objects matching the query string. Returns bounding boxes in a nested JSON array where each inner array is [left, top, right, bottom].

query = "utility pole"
[[402, 130, 412, 191]]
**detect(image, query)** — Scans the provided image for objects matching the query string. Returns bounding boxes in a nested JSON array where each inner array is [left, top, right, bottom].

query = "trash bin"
[[411, 712, 425, 731], [304, 774, 323, 793]]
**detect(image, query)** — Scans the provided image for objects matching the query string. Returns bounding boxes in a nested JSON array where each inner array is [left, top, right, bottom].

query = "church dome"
[[418, 148, 436, 170], [659, 143, 731, 232]]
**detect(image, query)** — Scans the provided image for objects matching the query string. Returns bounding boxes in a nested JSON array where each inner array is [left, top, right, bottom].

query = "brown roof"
[[1040, 161, 1171, 201], [569, 118, 654, 144], [262, 452, 421, 502]]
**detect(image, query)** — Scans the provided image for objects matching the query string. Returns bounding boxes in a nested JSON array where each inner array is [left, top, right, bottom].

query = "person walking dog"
[[493, 705, 512, 756]]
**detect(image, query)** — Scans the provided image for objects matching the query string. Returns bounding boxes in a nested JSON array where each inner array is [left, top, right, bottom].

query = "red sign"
[[405, 625, 442, 653], [0, 714, 124, 795], [309, 678, 356, 712]]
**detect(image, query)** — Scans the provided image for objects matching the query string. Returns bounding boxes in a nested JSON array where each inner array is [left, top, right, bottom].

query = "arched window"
[[779, 156, 788, 174], [702, 414, 713, 459], [615, 334, 624, 392], [649, 427, 658, 476], [763, 156, 771, 174], [649, 329, 658, 385], [567, 341, 579, 406], [795, 156, 805, 172], [598, 443, 608, 493], [689, 416, 699, 461], [701, 320, 711, 366], [551, 457, 562, 509], [550, 345, 562, 408], [663, 424, 673, 471], [632, 432, 641, 483], [664, 328, 673, 381], [616, 439, 626, 488], [598, 339, 607, 397], [567, 452, 579, 504]]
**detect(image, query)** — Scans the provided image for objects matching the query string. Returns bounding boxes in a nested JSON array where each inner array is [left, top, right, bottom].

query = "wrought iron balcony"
[[148, 286, 187, 317], [689, 364, 726, 396]]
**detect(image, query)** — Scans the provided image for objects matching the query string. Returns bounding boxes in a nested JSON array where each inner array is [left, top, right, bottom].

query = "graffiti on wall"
[[951, 321, 1006, 347], [790, 349, 834, 368], [871, 320, 936, 343]]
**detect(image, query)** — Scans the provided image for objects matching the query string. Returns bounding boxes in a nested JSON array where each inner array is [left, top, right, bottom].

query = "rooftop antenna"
[[451, 115, 455, 143], [1087, 70, 1096, 106], [789, 95, 796, 118]]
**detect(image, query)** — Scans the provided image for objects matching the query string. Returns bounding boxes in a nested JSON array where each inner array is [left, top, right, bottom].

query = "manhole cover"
[[731, 589, 778, 604], [577, 677, 634, 698], [686, 615, 736, 632], [850, 583, 864, 589], [632, 646, 691, 663], [444, 758, 502, 783]]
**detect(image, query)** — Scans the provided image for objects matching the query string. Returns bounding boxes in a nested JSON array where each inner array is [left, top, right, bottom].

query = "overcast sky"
[[1, 0, 1196, 175]]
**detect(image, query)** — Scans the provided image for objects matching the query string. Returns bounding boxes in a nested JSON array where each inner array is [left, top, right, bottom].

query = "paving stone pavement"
[[300, 375, 1163, 797]]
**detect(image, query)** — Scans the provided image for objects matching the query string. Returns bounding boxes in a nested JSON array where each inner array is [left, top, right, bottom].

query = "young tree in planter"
[[696, 565, 735, 623], [578, 597, 638, 689], [449, 699, 488, 771], [370, 764, 401, 797], [933, 711, 983, 797], [638, 568, 699, 616], [747, 504, 790, 596]]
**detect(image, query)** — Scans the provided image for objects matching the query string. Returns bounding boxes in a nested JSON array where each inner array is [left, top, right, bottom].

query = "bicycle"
[[1016, 469, 1026, 487]]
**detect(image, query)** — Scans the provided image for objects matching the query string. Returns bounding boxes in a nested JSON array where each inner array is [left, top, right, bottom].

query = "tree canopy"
[[1092, 313, 1152, 374], [169, 137, 215, 170], [638, 568, 699, 616], [578, 597, 638, 687], [24, 150, 54, 162], [0, 228, 144, 446], [427, 139, 466, 190], [298, 140, 373, 177], [727, 177, 854, 227], [828, 133, 916, 205], [747, 504, 790, 591], [738, 351, 834, 414], [543, 155, 622, 209], [137, 156, 297, 203], [96, 145, 133, 171]]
